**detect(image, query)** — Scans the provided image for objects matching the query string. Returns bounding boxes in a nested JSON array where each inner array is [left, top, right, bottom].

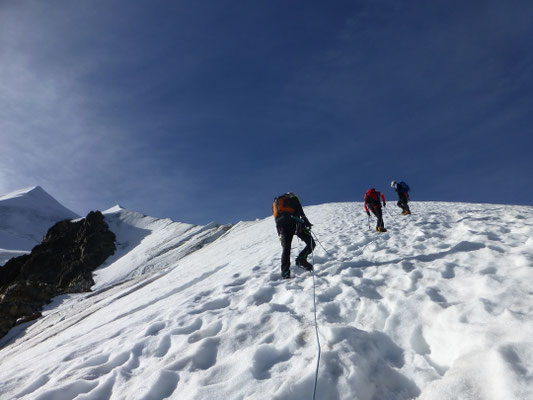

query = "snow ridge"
[[0, 201, 532, 400], [95, 206, 233, 289]]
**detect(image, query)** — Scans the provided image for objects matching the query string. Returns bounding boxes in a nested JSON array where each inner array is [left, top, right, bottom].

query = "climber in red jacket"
[[364, 188, 387, 232]]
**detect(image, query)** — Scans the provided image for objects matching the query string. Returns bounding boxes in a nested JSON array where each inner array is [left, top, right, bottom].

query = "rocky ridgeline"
[[0, 211, 116, 339]]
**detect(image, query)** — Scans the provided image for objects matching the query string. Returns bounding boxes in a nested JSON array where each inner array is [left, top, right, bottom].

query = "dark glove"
[[383, 203, 386, 207], [304, 219, 313, 228], [366, 211, 370, 216]]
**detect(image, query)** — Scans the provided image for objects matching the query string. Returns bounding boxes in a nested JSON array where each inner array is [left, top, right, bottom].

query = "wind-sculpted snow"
[[93, 206, 232, 289], [0, 202, 532, 399]]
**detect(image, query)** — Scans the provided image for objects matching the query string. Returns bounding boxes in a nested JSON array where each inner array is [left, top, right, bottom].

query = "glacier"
[[0, 198, 532, 400]]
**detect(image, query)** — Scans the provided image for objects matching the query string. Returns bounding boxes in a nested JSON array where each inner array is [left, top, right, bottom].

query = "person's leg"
[[279, 226, 294, 277], [296, 228, 316, 260], [399, 193, 410, 213], [375, 207, 384, 229], [397, 193, 404, 210], [403, 193, 410, 213], [371, 208, 379, 229]]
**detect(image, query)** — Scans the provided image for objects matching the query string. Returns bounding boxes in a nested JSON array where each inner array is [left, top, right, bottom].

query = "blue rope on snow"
[[310, 234, 321, 400], [311, 230, 334, 258]]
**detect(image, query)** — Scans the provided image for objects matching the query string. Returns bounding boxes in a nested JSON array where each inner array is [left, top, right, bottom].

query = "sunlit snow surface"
[[0, 202, 532, 400]]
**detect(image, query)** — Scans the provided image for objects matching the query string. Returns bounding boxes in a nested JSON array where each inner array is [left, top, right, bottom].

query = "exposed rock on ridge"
[[0, 211, 116, 339]]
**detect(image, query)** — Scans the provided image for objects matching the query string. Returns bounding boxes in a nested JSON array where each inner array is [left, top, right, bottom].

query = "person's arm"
[[295, 199, 312, 227], [364, 196, 370, 215], [381, 193, 386, 206]]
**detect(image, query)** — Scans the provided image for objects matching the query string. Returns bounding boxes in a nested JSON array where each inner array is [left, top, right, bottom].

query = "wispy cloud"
[[0, 2, 202, 218], [1, 0, 531, 224]]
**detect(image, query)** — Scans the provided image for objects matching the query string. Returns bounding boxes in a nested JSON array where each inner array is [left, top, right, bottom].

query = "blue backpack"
[[398, 181, 410, 192]]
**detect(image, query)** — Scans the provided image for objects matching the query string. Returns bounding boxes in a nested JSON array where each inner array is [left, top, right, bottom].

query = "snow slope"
[[95, 205, 232, 289], [0, 201, 532, 400], [0, 186, 79, 265]]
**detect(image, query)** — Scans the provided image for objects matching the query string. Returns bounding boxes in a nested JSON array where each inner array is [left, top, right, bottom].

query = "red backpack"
[[365, 188, 379, 203]]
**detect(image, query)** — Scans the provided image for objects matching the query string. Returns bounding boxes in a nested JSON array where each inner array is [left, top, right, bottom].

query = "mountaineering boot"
[[376, 226, 388, 232], [296, 257, 313, 272], [282, 270, 291, 279]]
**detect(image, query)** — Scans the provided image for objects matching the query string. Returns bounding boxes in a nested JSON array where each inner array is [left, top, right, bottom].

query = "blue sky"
[[1, 0, 532, 224]]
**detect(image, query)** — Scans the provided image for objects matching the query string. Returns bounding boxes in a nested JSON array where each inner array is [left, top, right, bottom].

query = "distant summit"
[[0, 186, 80, 265], [0, 186, 78, 217]]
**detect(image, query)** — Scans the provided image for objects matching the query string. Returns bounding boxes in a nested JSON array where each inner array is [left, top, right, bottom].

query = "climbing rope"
[[384, 205, 399, 223], [310, 232, 321, 400], [311, 230, 335, 258]]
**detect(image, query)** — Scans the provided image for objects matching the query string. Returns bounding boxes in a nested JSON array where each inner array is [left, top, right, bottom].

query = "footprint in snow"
[[401, 260, 415, 273], [122, 342, 144, 374], [171, 318, 203, 335], [251, 344, 292, 380], [355, 279, 383, 300], [410, 325, 430, 355], [145, 321, 166, 336], [139, 369, 179, 400], [251, 286, 276, 306], [82, 351, 131, 380], [322, 302, 343, 323], [426, 287, 449, 307], [408, 270, 423, 292], [499, 345, 529, 377], [192, 338, 220, 370], [224, 277, 247, 288], [187, 320, 223, 343], [190, 297, 231, 315], [344, 268, 363, 278], [193, 290, 214, 303], [317, 286, 342, 303], [224, 277, 248, 293], [480, 266, 497, 275], [171, 338, 221, 372], [441, 263, 455, 279], [75, 354, 110, 369], [153, 334, 172, 357]]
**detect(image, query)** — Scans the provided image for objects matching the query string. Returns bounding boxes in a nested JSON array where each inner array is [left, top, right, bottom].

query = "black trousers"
[[277, 221, 315, 276], [397, 192, 410, 212], [371, 206, 385, 229]]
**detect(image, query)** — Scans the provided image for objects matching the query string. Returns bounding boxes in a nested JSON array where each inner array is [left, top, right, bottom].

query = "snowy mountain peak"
[[0, 186, 79, 218], [0, 186, 80, 264], [103, 204, 126, 214], [0, 185, 43, 200]]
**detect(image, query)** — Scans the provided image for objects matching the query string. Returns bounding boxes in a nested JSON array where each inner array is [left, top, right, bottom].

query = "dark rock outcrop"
[[0, 211, 116, 339]]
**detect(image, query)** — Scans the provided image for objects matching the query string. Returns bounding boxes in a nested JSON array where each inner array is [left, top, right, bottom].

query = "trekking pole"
[[367, 214, 371, 231]]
